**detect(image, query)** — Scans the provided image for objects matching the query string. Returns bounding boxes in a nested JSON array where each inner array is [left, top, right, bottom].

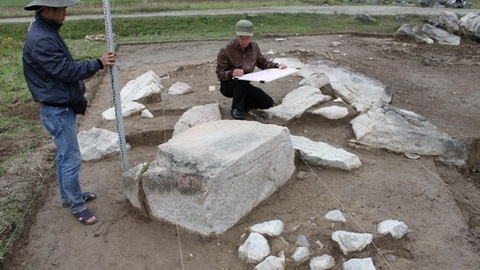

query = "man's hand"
[[232, 68, 244, 77], [99, 51, 117, 67], [278, 63, 287, 69]]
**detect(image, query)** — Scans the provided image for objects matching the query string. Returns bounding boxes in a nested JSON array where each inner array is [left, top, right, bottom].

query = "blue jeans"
[[40, 105, 86, 214]]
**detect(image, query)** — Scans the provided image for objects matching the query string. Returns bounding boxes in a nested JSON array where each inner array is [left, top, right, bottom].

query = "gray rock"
[[350, 104, 467, 165], [458, 12, 480, 40], [421, 23, 461, 45]]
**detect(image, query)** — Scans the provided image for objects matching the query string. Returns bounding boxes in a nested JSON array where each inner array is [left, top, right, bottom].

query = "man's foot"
[[231, 108, 245, 120], [73, 208, 97, 225]]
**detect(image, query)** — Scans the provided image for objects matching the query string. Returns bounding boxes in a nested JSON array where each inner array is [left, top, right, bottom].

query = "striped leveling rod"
[[102, 0, 129, 172]]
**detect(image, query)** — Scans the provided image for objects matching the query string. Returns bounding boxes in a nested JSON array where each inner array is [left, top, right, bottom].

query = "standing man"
[[216, 19, 287, 120], [23, 0, 117, 225]]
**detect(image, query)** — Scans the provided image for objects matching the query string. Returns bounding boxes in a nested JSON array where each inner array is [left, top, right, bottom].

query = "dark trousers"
[[220, 80, 274, 112]]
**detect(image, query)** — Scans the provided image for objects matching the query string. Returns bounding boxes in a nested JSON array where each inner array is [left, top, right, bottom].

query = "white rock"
[[141, 109, 154, 118], [249, 219, 284, 237], [208, 85, 216, 91], [238, 232, 271, 264], [291, 135, 362, 170], [299, 73, 331, 89], [343, 257, 376, 270], [254, 251, 285, 270], [311, 105, 349, 120], [263, 85, 329, 121], [325, 209, 346, 222], [377, 219, 408, 239], [120, 70, 163, 102], [168, 81, 193, 95], [291, 246, 309, 264], [172, 103, 221, 136], [309, 254, 335, 270], [78, 127, 131, 162], [102, 101, 146, 120], [331, 230, 373, 255]]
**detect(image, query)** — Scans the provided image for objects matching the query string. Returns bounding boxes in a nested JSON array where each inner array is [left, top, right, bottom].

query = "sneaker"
[[231, 108, 245, 120]]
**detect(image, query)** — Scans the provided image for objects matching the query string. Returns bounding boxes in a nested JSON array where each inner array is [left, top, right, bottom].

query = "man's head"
[[235, 20, 254, 49], [24, 0, 80, 11], [235, 20, 254, 37]]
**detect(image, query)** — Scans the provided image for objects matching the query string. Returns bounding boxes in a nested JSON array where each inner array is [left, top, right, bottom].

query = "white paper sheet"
[[235, 68, 299, 83]]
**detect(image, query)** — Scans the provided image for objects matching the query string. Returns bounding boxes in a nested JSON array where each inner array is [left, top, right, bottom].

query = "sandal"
[[73, 208, 97, 225], [62, 192, 97, 207]]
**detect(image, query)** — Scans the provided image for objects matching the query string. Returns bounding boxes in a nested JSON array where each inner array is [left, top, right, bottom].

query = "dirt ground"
[[3, 33, 480, 269]]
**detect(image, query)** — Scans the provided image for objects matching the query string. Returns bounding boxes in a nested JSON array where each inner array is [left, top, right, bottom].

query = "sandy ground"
[[5, 34, 480, 269]]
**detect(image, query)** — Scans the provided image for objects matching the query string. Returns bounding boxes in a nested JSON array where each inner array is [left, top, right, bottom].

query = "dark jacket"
[[216, 39, 277, 81], [22, 14, 102, 105]]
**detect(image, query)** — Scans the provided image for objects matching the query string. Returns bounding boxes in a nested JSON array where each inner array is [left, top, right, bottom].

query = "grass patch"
[[1, 0, 313, 18]]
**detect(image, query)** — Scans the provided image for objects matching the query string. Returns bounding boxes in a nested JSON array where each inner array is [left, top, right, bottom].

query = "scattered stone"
[[331, 230, 373, 255], [309, 254, 335, 270], [377, 219, 409, 239], [238, 232, 271, 264], [343, 257, 376, 270], [291, 246, 310, 264], [168, 81, 193, 95], [249, 219, 284, 237], [254, 251, 285, 270], [325, 209, 347, 222]]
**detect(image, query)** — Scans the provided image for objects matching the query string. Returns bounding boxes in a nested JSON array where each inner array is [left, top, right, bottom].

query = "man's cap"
[[25, 0, 80, 11], [235, 20, 254, 37]]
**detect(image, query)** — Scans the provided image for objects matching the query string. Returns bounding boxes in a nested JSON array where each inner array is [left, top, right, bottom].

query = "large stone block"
[[123, 120, 295, 236]]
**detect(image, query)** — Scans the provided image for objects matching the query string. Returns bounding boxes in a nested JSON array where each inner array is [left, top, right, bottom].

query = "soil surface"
[[3, 33, 480, 269]]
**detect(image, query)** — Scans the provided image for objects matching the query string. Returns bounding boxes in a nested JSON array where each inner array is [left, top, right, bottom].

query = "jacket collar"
[[35, 13, 63, 31]]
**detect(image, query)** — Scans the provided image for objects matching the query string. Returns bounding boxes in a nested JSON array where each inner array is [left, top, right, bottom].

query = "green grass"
[[1, 0, 314, 18]]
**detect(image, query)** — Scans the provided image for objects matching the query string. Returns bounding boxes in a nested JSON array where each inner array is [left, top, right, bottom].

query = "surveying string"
[[102, 0, 129, 172]]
